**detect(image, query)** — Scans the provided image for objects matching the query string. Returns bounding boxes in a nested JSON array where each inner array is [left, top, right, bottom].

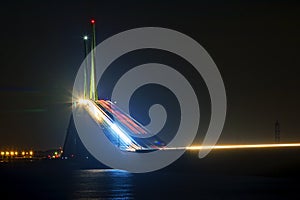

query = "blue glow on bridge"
[[77, 98, 165, 152]]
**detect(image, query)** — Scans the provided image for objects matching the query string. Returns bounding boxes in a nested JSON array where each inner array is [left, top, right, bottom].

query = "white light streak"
[[80, 99, 135, 147]]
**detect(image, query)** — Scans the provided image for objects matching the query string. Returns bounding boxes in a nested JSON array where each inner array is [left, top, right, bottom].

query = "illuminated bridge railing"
[[78, 99, 165, 152]]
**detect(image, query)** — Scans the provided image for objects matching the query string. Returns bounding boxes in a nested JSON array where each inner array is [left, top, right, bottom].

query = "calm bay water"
[[70, 169, 299, 200], [72, 169, 134, 200], [1, 148, 300, 199]]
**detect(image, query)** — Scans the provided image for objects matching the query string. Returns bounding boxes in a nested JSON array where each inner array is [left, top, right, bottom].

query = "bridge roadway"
[[77, 99, 165, 152]]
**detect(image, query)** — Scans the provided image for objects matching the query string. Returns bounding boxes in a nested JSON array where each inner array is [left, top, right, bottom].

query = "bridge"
[[63, 19, 300, 161], [76, 98, 165, 152], [71, 19, 166, 154]]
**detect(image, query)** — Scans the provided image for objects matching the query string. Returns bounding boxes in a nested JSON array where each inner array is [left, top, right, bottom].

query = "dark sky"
[[0, 0, 299, 150]]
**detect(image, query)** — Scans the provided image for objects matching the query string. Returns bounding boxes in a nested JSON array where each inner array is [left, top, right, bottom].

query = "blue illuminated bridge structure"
[[76, 98, 166, 152], [69, 19, 166, 154]]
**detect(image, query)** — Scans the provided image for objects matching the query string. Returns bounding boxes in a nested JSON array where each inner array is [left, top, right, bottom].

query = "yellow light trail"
[[76, 98, 300, 153], [160, 143, 300, 151]]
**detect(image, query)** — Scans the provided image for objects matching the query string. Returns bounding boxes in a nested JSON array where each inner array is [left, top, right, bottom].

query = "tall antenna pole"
[[275, 120, 280, 143], [89, 19, 98, 101]]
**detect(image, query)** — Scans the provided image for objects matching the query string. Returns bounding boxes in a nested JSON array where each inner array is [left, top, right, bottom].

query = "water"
[[69, 169, 299, 200], [2, 148, 300, 199], [72, 169, 134, 200], [1, 164, 299, 199]]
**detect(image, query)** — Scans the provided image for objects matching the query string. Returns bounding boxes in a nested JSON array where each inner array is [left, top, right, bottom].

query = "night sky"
[[0, 0, 299, 150]]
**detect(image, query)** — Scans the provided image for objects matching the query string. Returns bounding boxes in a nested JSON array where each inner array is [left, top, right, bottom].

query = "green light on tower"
[[89, 19, 98, 101]]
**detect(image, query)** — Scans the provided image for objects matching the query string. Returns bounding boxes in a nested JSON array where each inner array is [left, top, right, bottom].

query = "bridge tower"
[[83, 35, 89, 99], [89, 19, 98, 101], [61, 19, 107, 168], [275, 120, 280, 143]]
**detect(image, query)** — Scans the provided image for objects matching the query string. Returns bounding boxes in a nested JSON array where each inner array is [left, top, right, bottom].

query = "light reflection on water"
[[72, 169, 133, 200]]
